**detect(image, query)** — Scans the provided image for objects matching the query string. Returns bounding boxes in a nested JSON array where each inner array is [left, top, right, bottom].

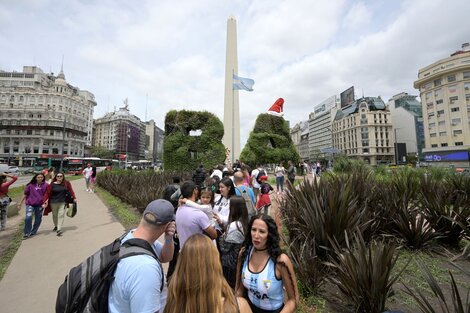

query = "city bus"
[[34, 156, 117, 174]]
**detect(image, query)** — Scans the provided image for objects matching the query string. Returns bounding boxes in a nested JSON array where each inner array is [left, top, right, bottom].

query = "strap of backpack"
[[120, 238, 164, 292]]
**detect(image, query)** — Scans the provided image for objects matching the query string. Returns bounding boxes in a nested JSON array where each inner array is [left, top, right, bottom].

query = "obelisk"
[[222, 16, 240, 165]]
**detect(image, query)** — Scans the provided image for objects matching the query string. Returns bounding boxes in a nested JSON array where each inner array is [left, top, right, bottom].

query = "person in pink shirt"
[[0, 172, 18, 230]]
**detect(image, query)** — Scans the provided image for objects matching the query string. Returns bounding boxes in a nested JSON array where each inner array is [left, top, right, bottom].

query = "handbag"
[[66, 202, 77, 218], [65, 191, 74, 204]]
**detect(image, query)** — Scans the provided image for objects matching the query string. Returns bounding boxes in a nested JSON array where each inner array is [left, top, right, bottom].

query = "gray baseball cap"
[[143, 199, 175, 225]]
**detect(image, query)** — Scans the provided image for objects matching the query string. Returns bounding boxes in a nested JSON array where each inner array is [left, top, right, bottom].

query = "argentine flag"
[[233, 74, 255, 92]]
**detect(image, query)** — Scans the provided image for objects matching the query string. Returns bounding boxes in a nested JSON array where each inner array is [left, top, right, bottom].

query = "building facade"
[[332, 97, 395, 165], [290, 121, 309, 160], [413, 43, 470, 167], [93, 103, 146, 161], [145, 119, 164, 163], [0, 66, 96, 165], [388, 92, 425, 160], [308, 95, 338, 161]]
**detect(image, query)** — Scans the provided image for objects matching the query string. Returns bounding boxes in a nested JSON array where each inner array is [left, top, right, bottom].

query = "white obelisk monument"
[[223, 16, 240, 165]]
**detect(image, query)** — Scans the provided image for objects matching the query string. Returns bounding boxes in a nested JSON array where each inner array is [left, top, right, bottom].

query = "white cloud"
[[1, 0, 469, 150]]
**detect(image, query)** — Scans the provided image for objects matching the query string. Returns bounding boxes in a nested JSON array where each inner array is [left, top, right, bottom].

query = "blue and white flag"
[[233, 74, 254, 91]]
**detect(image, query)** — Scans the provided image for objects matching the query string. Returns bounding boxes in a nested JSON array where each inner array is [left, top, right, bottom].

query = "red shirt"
[[0, 176, 18, 197]]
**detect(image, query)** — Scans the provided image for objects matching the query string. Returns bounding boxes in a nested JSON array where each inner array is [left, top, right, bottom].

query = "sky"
[[1, 0, 469, 147]]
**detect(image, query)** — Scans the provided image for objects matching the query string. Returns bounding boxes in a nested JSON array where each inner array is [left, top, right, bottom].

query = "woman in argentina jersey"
[[236, 214, 299, 313]]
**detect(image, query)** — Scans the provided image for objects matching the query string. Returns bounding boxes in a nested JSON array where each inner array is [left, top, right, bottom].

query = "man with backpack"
[[56, 199, 175, 313], [233, 172, 257, 217], [251, 164, 266, 199], [108, 199, 176, 312]]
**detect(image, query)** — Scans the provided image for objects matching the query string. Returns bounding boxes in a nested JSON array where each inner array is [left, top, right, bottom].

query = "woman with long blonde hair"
[[164, 234, 252, 313]]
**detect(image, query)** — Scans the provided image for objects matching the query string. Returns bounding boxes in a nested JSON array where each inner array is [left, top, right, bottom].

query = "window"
[[453, 130, 463, 135], [436, 99, 444, 104], [448, 74, 456, 82], [455, 142, 464, 146], [430, 133, 437, 137], [450, 96, 459, 104], [423, 82, 432, 90], [434, 88, 442, 98], [465, 82, 470, 91], [448, 85, 458, 93], [425, 92, 432, 100], [363, 148, 369, 153], [451, 107, 460, 112], [429, 122, 436, 127], [464, 71, 470, 79], [441, 143, 448, 147], [431, 144, 438, 148], [438, 121, 445, 125], [452, 118, 461, 124], [439, 131, 447, 136], [437, 110, 445, 115], [434, 79, 442, 86], [27, 130, 32, 135], [428, 112, 435, 118]]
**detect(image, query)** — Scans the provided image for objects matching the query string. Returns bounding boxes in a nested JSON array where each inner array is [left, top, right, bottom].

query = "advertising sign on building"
[[340, 86, 355, 108], [313, 95, 336, 118]]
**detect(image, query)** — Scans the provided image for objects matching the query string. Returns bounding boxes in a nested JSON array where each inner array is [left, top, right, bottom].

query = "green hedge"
[[163, 110, 226, 171], [240, 113, 300, 166]]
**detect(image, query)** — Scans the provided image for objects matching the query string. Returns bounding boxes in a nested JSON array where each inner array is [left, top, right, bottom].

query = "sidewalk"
[[0, 179, 130, 313]]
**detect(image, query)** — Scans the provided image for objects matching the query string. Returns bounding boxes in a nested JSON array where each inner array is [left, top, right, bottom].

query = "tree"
[[240, 113, 300, 166], [90, 145, 115, 159], [163, 110, 226, 171]]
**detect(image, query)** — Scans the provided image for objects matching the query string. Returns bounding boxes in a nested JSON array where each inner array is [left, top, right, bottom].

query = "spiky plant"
[[280, 174, 368, 293], [326, 233, 407, 313], [403, 262, 470, 313]]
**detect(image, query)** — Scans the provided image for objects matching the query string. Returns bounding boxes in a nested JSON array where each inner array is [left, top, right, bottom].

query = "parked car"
[[5, 166, 19, 174]]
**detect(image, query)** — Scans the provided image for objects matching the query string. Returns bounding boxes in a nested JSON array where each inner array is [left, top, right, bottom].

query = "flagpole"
[[232, 69, 235, 166]]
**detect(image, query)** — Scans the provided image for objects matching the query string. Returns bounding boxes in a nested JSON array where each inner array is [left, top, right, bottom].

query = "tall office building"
[[145, 119, 164, 164], [93, 103, 146, 161], [308, 95, 339, 161], [0, 66, 96, 165], [332, 97, 394, 165], [222, 17, 240, 164], [413, 43, 470, 167], [388, 92, 425, 159]]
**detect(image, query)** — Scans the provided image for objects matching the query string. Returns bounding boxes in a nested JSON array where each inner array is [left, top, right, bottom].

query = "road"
[[9, 174, 78, 187]]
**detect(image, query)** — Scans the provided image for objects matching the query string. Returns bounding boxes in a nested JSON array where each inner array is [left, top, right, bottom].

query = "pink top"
[[243, 173, 251, 187], [0, 176, 18, 197]]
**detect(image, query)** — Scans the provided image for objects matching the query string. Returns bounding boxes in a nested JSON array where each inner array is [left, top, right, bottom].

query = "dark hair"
[[207, 176, 220, 194], [0, 175, 6, 183], [172, 176, 181, 184], [219, 177, 236, 198], [199, 187, 215, 205], [227, 196, 249, 235], [27, 173, 46, 185], [180, 180, 196, 198], [240, 214, 282, 267], [92, 166, 97, 177], [52, 171, 67, 184]]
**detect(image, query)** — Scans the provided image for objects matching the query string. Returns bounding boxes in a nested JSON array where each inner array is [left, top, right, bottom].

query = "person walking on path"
[[274, 162, 286, 194], [164, 234, 252, 313], [287, 160, 296, 186], [192, 164, 207, 190], [82, 163, 93, 192], [0, 172, 18, 231], [236, 214, 299, 313], [89, 166, 97, 193], [17, 173, 48, 239], [109, 199, 176, 313], [42, 172, 76, 236], [45, 167, 56, 184]]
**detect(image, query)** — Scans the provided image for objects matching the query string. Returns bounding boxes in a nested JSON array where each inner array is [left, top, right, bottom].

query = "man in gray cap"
[[108, 199, 176, 313]]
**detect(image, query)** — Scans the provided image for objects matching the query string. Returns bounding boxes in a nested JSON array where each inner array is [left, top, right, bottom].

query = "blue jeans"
[[24, 205, 43, 236], [276, 176, 284, 192]]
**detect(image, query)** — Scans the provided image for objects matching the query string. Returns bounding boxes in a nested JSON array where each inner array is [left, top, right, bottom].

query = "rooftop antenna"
[[61, 54, 64, 72], [362, 88, 364, 98]]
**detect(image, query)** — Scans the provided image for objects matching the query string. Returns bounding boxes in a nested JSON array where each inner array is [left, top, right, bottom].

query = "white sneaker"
[[86, 189, 89, 192]]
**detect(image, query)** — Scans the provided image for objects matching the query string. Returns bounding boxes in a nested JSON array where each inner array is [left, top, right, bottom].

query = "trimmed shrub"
[[240, 113, 299, 166], [163, 110, 226, 171]]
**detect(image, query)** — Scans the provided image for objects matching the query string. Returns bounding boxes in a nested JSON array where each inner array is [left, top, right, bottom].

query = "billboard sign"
[[340, 86, 355, 108], [313, 95, 336, 118], [423, 150, 469, 162]]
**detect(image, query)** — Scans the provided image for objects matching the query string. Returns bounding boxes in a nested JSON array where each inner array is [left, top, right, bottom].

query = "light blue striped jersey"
[[241, 247, 284, 311]]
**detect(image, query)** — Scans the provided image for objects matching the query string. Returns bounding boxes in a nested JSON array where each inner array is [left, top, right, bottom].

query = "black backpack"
[[55, 233, 162, 313], [256, 169, 267, 184]]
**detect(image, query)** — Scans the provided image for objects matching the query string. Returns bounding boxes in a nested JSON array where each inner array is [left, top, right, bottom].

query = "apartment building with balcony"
[[332, 97, 395, 165], [0, 66, 96, 165], [413, 43, 470, 167], [93, 103, 146, 161]]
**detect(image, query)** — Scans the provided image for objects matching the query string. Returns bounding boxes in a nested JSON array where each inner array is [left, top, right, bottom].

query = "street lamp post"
[[394, 128, 400, 165], [59, 117, 66, 172]]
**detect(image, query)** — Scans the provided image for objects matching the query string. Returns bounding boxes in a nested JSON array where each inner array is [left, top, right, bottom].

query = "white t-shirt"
[[83, 167, 93, 178], [251, 169, 260, 188]]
